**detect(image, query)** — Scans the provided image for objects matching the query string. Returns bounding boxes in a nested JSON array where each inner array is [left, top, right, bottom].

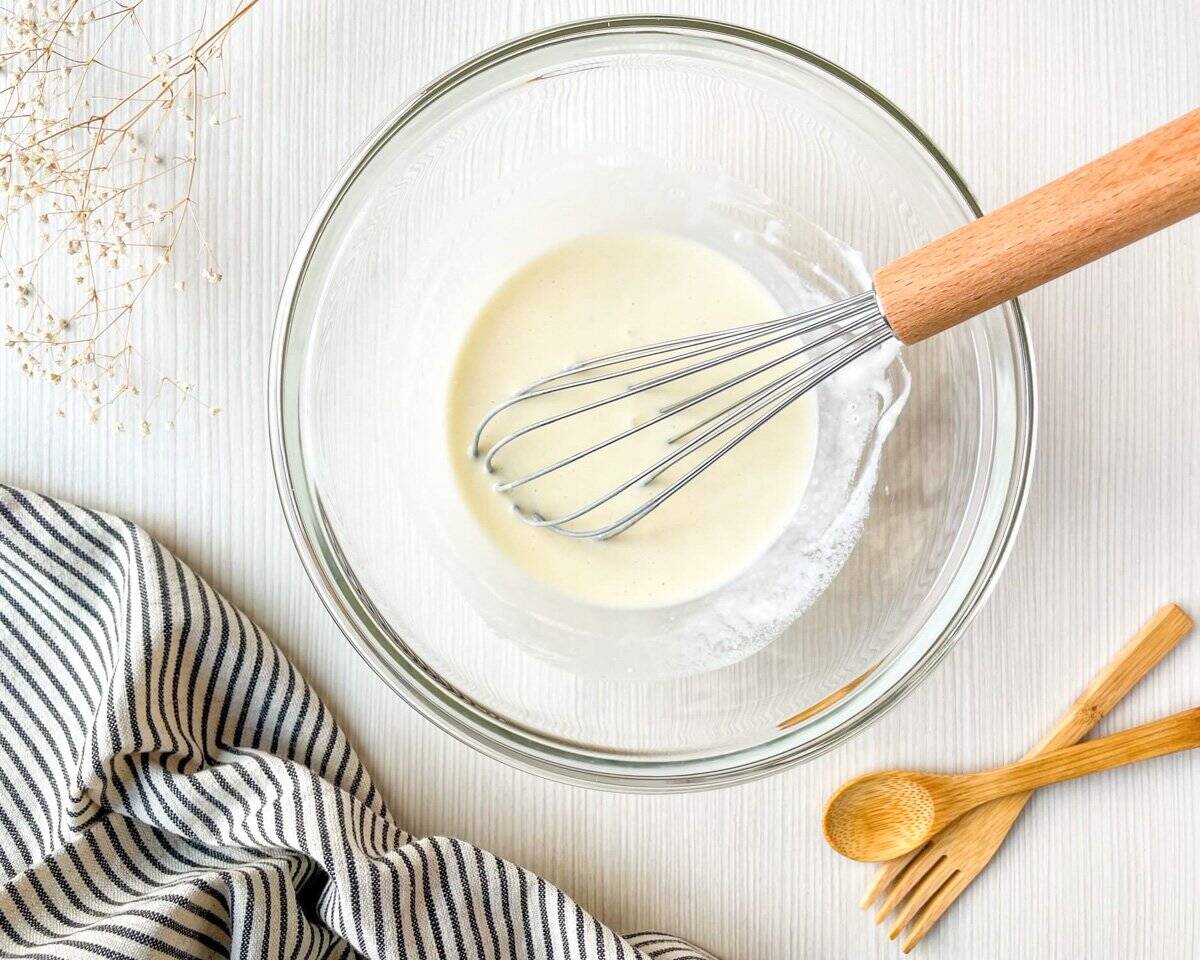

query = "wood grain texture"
[[2, 1, 1199, 957], [968, 706, 1200, 799], [878, 110, 1200, 343], [1029, 603, 1193, 753], [864, 603, 1193, 950], [827, 703, 1200, 862]]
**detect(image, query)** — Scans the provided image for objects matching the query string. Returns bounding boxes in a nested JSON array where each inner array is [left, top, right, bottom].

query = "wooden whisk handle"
[[875, 108, 1200, 344]]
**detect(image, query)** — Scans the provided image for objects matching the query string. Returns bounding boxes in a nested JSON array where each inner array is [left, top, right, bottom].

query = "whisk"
[[473, 109, 1200, 539]]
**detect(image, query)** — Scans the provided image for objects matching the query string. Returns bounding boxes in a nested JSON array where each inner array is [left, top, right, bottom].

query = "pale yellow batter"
[[446, 232, 818, 608]]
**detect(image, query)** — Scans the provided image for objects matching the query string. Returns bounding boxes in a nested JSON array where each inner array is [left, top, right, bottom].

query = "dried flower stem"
[[1, 0, 260, 429]]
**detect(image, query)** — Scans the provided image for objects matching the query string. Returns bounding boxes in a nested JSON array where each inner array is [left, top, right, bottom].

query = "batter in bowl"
[[446, 232, 819, 608]]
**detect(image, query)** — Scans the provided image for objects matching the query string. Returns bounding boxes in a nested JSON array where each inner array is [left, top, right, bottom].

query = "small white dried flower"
[[2, 0, 246, 426]]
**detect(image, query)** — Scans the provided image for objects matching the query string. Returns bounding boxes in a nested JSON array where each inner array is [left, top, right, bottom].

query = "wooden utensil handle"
[[875, 109, 1200, 344], [1029, 603, 1192, 755], [862, 605, 1192, 920], [975, 706, 1200, 801]]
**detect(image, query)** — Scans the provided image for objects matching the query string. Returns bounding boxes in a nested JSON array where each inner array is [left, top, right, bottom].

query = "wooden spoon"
[[824, 706, 1200, 861]]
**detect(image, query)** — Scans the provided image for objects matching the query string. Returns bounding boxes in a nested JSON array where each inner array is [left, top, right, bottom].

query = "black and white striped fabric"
[[0, 485, 715, 959]]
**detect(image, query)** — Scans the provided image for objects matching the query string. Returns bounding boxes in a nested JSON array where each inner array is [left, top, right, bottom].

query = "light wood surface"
[[826, 702, 1200, 862], [1024, 604, 1194, 753], [3, 2, 1199, 957], [970, 706, 1200, 796], [877, 110, 1200, 343], [864, 602, 1193, 950]]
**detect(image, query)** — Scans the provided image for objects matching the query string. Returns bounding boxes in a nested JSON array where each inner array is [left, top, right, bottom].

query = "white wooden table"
[[5, 1, 1199, 956]]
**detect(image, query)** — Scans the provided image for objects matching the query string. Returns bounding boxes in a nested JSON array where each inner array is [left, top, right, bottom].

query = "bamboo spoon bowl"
[[862, 603, 1193, 950], [825, 706, 1200, 861]]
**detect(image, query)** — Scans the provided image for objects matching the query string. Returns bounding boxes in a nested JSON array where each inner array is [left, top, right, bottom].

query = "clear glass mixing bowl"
[[269, 17, 1035, 790]]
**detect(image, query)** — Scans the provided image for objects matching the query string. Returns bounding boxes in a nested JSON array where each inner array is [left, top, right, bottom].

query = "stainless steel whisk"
[[473, 110, 1200, 539]]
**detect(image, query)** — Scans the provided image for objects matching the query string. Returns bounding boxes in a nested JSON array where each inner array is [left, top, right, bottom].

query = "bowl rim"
[[268, 14, 1037, 792]]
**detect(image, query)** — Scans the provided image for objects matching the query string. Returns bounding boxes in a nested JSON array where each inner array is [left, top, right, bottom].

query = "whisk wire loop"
[[473, 290, 894, 539]]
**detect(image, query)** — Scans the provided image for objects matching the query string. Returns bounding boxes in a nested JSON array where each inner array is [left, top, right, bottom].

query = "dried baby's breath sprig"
[[1, 0, 260, 428]]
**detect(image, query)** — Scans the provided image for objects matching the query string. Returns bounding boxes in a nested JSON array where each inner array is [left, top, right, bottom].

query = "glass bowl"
[[269, 16, 1035, 791]]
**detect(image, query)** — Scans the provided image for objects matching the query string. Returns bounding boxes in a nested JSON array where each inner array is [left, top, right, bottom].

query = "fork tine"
[[899, 870, 971, 952], [854, 605, 1192, 952], [860, 850, 917, 909], [886, 862, 960, 941], [872, 844, 942, 923]]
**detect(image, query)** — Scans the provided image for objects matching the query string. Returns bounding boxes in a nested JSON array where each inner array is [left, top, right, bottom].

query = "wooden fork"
[[861, 603, 1192, 951]]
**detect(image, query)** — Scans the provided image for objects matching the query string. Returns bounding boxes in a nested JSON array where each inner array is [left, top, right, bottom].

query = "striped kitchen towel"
[[0, 485, 715, 959]]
